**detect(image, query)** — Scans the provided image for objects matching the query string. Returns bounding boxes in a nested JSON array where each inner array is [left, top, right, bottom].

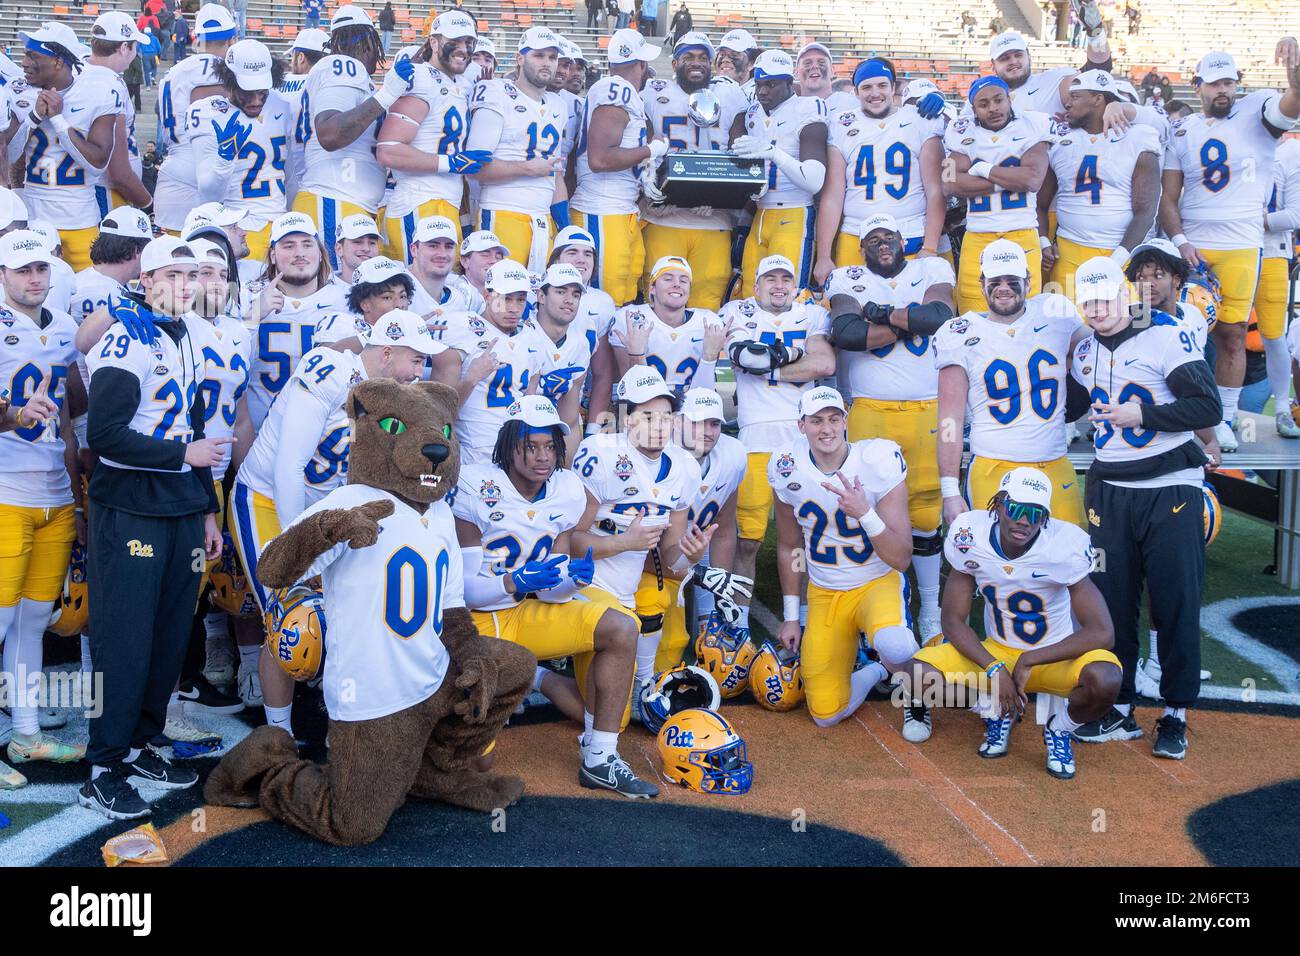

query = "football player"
[[984, 19, 1112, 120], [470, 36, 497, 83], [453, 398, 657, 798], [1255, 127, 1300, 437], [608, 256, 727, 392], [943, 76, 1054, 313], [714, 28, 758, 100], [722, 254, 835, 627], [326, 213, 383, 287], [909, 468, 1121, 779], [555, 37, 586, 155], [442, 260, 551, 464], [815, 57, 947, 288], [935, 240, 1089, 526], [529, 262, 594, 442], [153, 3, 239, 233], [312, 254, 409, 346], [230, 311, 439, 737], [640, 32, 748, 310], [794, 42, 856, 113], [571, 28, 662, 306], [770, 387, 924, 736], [464, 27, 568, 270], [277, 29, 329, 199], [1068, 257, 1223, 759], [827, 214, 956, 640], [84, 12, 152, 210], [1038, 71, 1161, 298], [376, 11, 488, 260], [407, 215, 486, 329], [1159, 44, 1300, 452], [0, 230, 86, 783], [11, 22, 119, 271], [455, 229, 509, 302], [191, 40, 292, 262], [729, 50, 829, 291], [548, 226, 618, 432]]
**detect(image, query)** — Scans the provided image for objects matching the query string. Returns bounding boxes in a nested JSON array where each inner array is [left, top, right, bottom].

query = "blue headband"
[[674, 43, 712, 59], [524, 424, 555, 436], [852, 59, 895, 87], [968, 75, 1009, 103], [23, 37, 77, 67]]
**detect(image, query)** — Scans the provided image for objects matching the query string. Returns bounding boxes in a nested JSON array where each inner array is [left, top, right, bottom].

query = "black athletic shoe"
[[1152, 715, 1188, 759], [123, 746, 199, 790], [78, 767, 151, 820], [579, 754, 659, 799], [1072, 706, 1143, 743], [177, 677, 245, 716]]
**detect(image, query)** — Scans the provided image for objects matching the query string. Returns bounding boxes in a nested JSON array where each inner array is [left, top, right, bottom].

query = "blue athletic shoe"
[[1044, 716, 1076, 779], [979, 713, 1013, 758]]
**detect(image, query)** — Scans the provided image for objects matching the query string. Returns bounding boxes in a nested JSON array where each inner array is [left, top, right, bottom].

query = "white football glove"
[[639, 164, 667, 204], [714, 596, 743, 625], [692, 565, 754, 603], [646, 138, 669, 163], [732, 134, 775, 160]]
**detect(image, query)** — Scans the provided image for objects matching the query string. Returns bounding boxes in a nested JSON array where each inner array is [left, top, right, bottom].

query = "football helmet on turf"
[[1202, 481, 1220, 546], [264, 585, 326, 680], [209, 532, 259, 616], [749, 641, 805, 712], [640, 664, 722, 734], [48, 542, 88, 637], [695, 614, 756, 699], [657, 708, 753, 794]]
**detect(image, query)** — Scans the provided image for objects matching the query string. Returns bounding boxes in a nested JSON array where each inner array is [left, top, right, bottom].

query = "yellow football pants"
[[1253, 256, 1290, 340], [743, 205, 815, 294], [1198, 247, 1262, 326], [642, 223, 732, 309], [57, 227, 98, 273], [736, 452, 773, 541], [575, 585, 642, 729], [228, 482, 283, 614], [478, 207, 555, 271], [383, 198, 462, 263], [848, 397, 940, 532], [633, 573, 690, 673], [0, 504, 76, 605], [243, 223, 272, 264], [957, 228, 1042, 315], [914, 638, 1120, 695], [965, 454, 1083, 527], [571, 209, 644, 307], [1049, 236, 1111, 303]]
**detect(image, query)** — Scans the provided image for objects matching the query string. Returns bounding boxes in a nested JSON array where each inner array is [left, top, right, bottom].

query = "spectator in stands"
[[1045, 2, 1058, 41], [1069, 5, 1083, 46], [229, 0, 249, 38], [587, 0, 604, 29], [172, 11, 191, 64], [139, 26, 160, 87], [989, 16, 1005, 37], [961, 11, 977, 38], [156, 0, 175, 61], [639, 0, 659, 37], [616, 0, 635, 31], [1140, 68, 1161, 102], [142, 141, 161, 194], [1158, 73, 1173, 105], [125, 44, 144, 110], [378, 2, 396, 54], [304, 0, 325, 30], [670, 3, 692, 45], [1126, 1, 1140, 34]]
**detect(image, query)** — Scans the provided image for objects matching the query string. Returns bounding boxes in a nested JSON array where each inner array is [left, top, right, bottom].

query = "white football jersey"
[[83, 63, 141, 181], [607, 305, 721, 391], [557, 87, 582, 158], [294, 484, 462, 721], [827, 105, 943, 241], [944, 508, 1093, 651], [442, 312, 551, 463], [410, 279, 484, 339], [311, 310, 372, 347], [238, 346, 364, 523], [1264, 136, 1300, 259], [154, 53, 222, 229], [0, 306, 79, 507], [1165, 91, 1290, 249], [572, 74, 647, 215], [933, 294, 1084, 461], [721, 297, 831, 450], [301, 55, 387, 211], [580, 286, 617, 340], [451, 463, 587, 612], [1173, 302, 1209, 351], [244, 280, 349, 428], [184, 313, 252, 481], [743, 94, 829, 208], [190, 93, 293, 229], [685, 433, 747, 529], [69, 267, 125, 394], [770, 437, 907, 590], [386, 63, 472, 217], [277, 73, 310, 191], [828, 256, 954, 402], [528, 313, 597, 402], [46, 259, 74, 317], [574, 431, 701, 606], [469, 79, 567, 214], [943, 110, 1055, 233], [1049, 123, 1160, 249]]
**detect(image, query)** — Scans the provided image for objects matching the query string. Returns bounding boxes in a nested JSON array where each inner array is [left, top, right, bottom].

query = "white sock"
[[581, 729, 619, 765], [912, 534, 941, 608], [204, 611, 229, 641], [635, 630, 661, 685], [1218, 385, 1241, 427], [80, 634, 93, 674], [1163, 706, 1186, 720], [124, 747, 142, 763], [694, 586, 715, 620], [736, 604, 750, 629], [238, 644, 261, 670], [532, 665, 548, 693], [1054, 696, 1083, 733], [91, 764, 110, 780], [1147, 630, 1161, 672], [975, 691, 998, 719], [583, 710, 595, 736], [1263, 335, 1293, 412], [264, 704, 293, 734], [4, 599, 53, 736], [1115, 702, 1132, 716]]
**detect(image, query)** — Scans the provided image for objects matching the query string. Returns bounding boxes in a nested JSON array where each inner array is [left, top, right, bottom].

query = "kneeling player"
[[910, 468, 1121, 779]]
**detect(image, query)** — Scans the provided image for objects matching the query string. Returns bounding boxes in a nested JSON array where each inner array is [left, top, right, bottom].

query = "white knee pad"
[[871, 625, 920, 668]]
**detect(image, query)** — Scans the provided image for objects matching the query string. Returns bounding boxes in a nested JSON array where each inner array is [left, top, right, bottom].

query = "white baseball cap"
[[1129, 237, 1183, 262], [980, 238, 1030, 279], [461, 230, 509, 256], [616, 366, 677, 407], [541, 263, 585, 289], [567, 40, 587, 63], [270, 211, 319, 243], [475, 37, 497, 60], [681, 387, 725, 422], [189, 237, 230, 268], [432, 10, 477, 40], [25, 220, 59, 252], [140, 236, 199, 273], [718, 28, 757, 53], [93, 11, 148, 45], [225, 39, 274, 92], [1074, 256, 1126, 305], [552, 225, 595, 251], [1196, 52, 1239, 84], [0, 230, 55, 269], [518, 26, 562, 54], [989, 30, 1029, 61], [796, 42, 833, 63], [337, 213, 381, 242], [553, 34, 574, 61], [100, 206, 153, 240], [608, 28, 660, 64], [1070, 69, 1118, 96], [649, 255, 692, 283], [184, 203, 246, 238], [0, 187, 28, 230], [485, 260, 532, 295], [193, 3, 238, 40], [756, 254, 795, 278], [330, 4, 374, 32], [507, 395, 571, 434], [352, 256, 410, 287], [673, 31, 715, 60], [858, 213, 902, 240], [369, 309, 443, 356], [413, 215, 459, 245], [753, 50, 795, 81], [291, 28, 330, 54], [798, 385, 848, 418], [1113, 78, 1140, 104], [999, 466, 1053, 511], [19, 22, 88, 63], [903, 77, 940, 101]]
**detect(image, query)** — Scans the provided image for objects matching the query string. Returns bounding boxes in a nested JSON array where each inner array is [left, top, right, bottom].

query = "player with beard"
[[814, 57, 947, 289], [1159, 43, 1300, 454], [564, 41, 588, 96], [794, 42, 857, 113], [983, 10, 1112, 121], [529, 263, 593, 444], [407, 216, 486, 334], [376, 11, 490, 260], [827, 215, 955, 641], [548, 36, 581, 157], [1037, 71, 1161, 299], [640, 32, 749, 309]]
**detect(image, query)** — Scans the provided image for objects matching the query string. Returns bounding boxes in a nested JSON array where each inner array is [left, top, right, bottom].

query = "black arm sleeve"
[[187, 386, 219, 515], [1065, 374, 1092, 423], [904, 301, 954, 336], [830, 312, 870, 351], [86, 367, 187, 471], [1140, 359, 1223, 433]]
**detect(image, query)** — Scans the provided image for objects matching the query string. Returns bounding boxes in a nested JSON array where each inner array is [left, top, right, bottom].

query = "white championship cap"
[[336, 213, 382, 241], [1129, 237, 1183, 262], [616, 366, 676, 406], [681, 387, 725, 422], [541, 263, 585, 289], [100, 206, 153, 240], [796, 42, 833, 63], [370, 309, 443, 355], [290, 28, 330, 54], [189, 237, 229, 268], [903, 77, 940, 101], [858, 213, 902, 239], [141, 236, 199, 273], [518, 26, 562, 54], [330, 4, 374, 32], [351, 256, 410, 287], [432, 10, 477, 40], [93, 11, 149, 45], [552, 225, 596, 250], [25, 219, 60, 252], [225, 39, 274, 91], [673, 31, 715, 60], [460, 230, 509, 256], [1070, 69, 1118, 96], [1074, 256, 1126, 305], [413, 216, 459, 244], [608, 28, 659, 64], [193, 3, 238, 41], [755, 254, 796, 278], [270, 211, 319, 243], [20, 21, 89, 63], [0, 230, 55, 269], [485, 260, 532, 295], [999, 466, 1053, 511], [648, 255, 692, 282], [718, 28, 757, 53], [798, 385, 848, 418], [475, 36, 497, 60], [1195, 52, 1238, 84], [989, 30, 1029, 61], [508, 395, 571, 434], [0, 188, 28, 230], [752, 50, 795, 81], [980, 238, 1030, 279], [184, 202, 246, 238]]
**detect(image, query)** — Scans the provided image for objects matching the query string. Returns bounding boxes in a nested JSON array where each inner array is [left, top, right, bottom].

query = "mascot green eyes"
[[379, 417, 406, 435]]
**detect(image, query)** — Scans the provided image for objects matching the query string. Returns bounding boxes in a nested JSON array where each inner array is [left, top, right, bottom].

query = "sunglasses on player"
[[1003, 498, 1048, 524]]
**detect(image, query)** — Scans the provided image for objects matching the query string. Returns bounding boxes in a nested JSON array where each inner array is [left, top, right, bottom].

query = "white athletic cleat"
[[979, 713, 1013, 757], [237, 663, 263, 708], [1276, 410, 1300, 439], [918, 608, 942, 643], [204, 640, 237, 689], [1134, 658, 1163, 699], [901, 703, 932, 742], [1214, 420, 1239, 453], [1043, 716, 1077, 780]]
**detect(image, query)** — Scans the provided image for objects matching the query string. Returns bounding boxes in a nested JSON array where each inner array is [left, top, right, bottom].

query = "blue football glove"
[[448, 148, 493, 175], [109, 295, 160, 346], [915, 92, 946, 120], [540, 364, 586, 400], [394, 54, 416, 84], [509, 555, 567, 595], [212, 112, 251, 162], [549, 199, 570, 229], [568, 547, 595, 587]]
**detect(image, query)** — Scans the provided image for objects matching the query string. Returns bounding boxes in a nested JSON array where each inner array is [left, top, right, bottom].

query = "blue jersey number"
[[384, 546, 449, 639], [981, 586, 1048, 644], [983, 349, 1059, 424], [852, 142, 911, 200]]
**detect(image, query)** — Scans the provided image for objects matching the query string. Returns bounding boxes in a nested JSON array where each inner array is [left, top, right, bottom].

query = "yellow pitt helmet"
[[49, 542, 89, 638], [264, 585, 326, 681], [1202, 482, 1221, 546], [694, 614, 757, 699], [657, 708, 754, 795], [209, 532, 259, 617], [749, 641, 805, 712], [1180, 263, 1221, 331]]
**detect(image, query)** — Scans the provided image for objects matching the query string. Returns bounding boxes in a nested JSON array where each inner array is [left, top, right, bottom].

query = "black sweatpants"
[[86, 502, 204, 766], [1085, 479, 1204, 708]]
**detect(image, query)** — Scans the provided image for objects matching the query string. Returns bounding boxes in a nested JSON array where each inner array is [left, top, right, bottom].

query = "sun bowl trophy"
[[653, 89, 768, 209]]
